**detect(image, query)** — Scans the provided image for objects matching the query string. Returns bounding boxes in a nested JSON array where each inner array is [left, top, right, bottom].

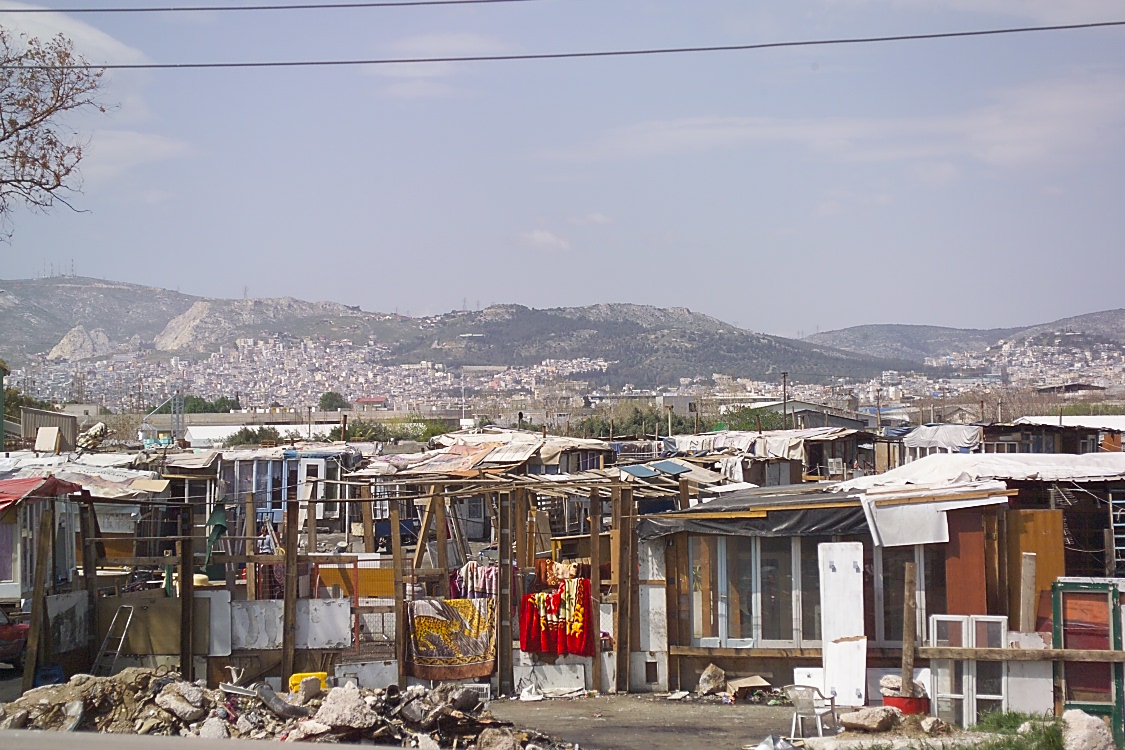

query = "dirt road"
[[488, 694, 793, 750]]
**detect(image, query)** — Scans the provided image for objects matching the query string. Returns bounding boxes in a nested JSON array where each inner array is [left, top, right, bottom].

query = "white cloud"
[[0, 1, 147, 65], [519, 229, 570, 252], [82, 130, 190, 181], [553, 76, 1125, 171], [568, 212, 613, 226]]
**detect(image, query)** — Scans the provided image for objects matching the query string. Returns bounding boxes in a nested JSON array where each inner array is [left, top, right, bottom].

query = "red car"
[[0, 607, 28, 670]]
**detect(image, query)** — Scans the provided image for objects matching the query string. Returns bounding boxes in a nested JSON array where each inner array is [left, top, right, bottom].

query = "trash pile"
[[0, 668, 569, 748]]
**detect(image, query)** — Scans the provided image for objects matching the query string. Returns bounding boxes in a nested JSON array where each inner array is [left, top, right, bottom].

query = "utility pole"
[[784, 374, 790, 429], [875, 387, 882, 431]]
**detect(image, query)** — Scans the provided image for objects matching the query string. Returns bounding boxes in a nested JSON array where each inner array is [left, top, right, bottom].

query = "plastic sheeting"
[[836, 452, 1125, 491], [860, 482, 1010, 547], [902, 424, 982, 451], [636, 505, 869, 540]]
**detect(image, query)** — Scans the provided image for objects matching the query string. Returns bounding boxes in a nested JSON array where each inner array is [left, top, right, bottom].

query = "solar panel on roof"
[[651, 460, 692, 476], [620, 464, 660, 478]]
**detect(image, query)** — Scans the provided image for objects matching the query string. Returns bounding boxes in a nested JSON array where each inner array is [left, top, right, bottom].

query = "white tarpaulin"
[[902, 424, 982, 452], [860, 481, 1010, 547], [836, 452, 1125, 491]]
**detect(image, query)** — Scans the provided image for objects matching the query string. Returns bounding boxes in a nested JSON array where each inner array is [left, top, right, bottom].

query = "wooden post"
[[179, 507, 195, 682], [614, 487, 634, 693], [589, 487, 602, 693], [360, 483, 376, 553], [515, 487, 528, 571], [281, 494, 299, 685], [412, 489, 438, 570], [243, 492, 257, 601], [1020, 552, 1038, 633], [78, 498, 99, 655], [21, 504, 54, 693], [497, 491, 513, 695], [435, 490, 450, 597], [899, 561, 916, 698], [678, 477, 690, 511], [306, 484, 318, 554], [1105, 529, 1115, 578], [389, 495, 406, 684]]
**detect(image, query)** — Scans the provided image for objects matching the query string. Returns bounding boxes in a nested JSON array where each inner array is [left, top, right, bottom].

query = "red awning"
[[0, 476, 83, 515]]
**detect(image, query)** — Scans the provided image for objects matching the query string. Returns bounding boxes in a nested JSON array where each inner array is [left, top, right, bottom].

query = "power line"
[[0, 0, 538, 12], [3, 19, 1124, 70]]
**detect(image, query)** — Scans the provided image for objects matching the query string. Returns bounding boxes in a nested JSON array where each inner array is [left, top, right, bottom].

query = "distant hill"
[[806, 309, 1125, 363], [0, 277, 916, 385], [0, 277, 198, 365]]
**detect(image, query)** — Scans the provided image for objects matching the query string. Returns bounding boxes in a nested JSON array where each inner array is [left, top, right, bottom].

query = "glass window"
[[801, 537, 830, 642], [0, 521, 13, 581], [726, 537, 754, 639], [881, 546, 917, 642], [759, 537, 793, 641], [690, 536, 720, 641], [924, 544, 947, 620]]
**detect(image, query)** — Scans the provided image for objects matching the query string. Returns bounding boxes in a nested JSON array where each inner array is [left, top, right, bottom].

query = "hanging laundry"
[[457, 561, 499, 599], [519, 578, 594, 656], [404, 598, 496, 680]]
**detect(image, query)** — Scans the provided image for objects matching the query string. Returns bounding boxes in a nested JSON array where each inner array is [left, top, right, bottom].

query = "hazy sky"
[[2, 0, 1123, 338]]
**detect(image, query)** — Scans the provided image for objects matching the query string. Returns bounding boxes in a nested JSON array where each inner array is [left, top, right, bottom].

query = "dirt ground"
[[488, 694, 794, 750]]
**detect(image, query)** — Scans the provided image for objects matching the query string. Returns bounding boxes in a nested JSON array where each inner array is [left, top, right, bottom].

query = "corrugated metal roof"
[[651, 460, 692, 476], [479, 441, 543, 465]]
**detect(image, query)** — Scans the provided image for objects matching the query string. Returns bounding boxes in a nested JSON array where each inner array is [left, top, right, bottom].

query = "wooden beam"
[[389, 495, 406, 686], [588, 487, 602, 693], [21, 505, 54, 693], [281, 495, 299, 685], [515, 487, 528, 571], [614, 487, 634, 693], [497, 491, 513, 695], [899, 561, 916, 697], [677, 477, 690, 511], [917, 647, 1125, 662], [305, 482, 318, 554], [669, 645, 823, 659], [179, 509, 195, 681], [434, 489, 449, 597], [359, 483, 376, 553], [412, 490, 437, 570], [78, 499, 99, 655], [243, 492, 257, 601]]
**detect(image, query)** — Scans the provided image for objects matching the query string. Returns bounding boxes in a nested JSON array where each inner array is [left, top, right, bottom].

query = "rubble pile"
[[0, 669, 569, 748]]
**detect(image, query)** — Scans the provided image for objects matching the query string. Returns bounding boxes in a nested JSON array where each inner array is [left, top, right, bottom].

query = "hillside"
[[807, 309, 1125, 363], [804, 324, 1020, 363], [383, 303, 912, 385], [0, 277, 198, 365], [0, 277, 915, 385]]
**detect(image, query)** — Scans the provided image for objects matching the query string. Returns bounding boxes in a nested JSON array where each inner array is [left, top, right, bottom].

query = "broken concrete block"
[[1063, 709, 1115, 750], [415, 732, 441, 750], [198, 717, 230, 739], [697, 663, 726, 696], [920, 716, 949, 735], [314, 683, 379, 730], [838, 707, 898, 733], [172, 681, 205, 707], [477, 727, 520, 750], [285, 719, 332, 742], [156, 688, 206, 723], [62, 701, 85, 732], [294, 676, 322, 706]]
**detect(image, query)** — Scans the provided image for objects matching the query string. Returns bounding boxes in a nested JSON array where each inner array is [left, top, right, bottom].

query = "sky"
[[1, 0, 1123, 338]]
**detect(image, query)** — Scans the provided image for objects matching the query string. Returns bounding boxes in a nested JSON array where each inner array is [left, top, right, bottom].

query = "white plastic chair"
[[782, 684, 837, 738]]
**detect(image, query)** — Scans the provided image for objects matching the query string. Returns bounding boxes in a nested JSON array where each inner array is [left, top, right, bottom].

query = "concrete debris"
[[1062, 709, 1116, 750], [920, 716, 950, 735], [294, 676, 323, 706], [877, 674, 928, 698], [697, 663, 727, 696], [838, 706, 900, 733], [0, 667, 572, 748]]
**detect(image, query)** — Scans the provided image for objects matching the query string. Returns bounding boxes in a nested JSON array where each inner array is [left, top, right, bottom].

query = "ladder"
[[91, 605, 134, 677], [1111, 492, 1125, 576]]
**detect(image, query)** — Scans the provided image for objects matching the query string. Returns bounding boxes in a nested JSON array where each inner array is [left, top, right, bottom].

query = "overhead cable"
[[0, 0, 539, 12], [3, 19, 1123, 70]]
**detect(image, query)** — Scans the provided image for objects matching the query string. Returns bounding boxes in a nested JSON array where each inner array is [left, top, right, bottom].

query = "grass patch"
[[971, 711, 1063, 750]]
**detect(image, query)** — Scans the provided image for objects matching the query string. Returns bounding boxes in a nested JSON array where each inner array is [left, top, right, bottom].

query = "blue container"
[[34, 664, 65, 687]]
